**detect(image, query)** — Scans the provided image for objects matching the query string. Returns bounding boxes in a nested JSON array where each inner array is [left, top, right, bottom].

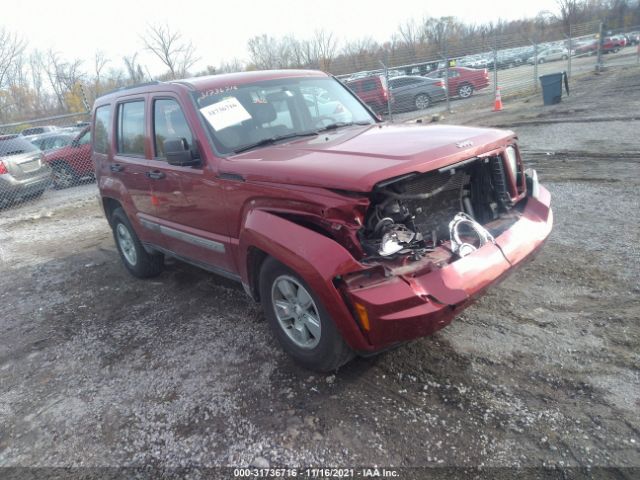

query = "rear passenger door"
[[144, 95, 235, 274], [105, 98, 156, 222]]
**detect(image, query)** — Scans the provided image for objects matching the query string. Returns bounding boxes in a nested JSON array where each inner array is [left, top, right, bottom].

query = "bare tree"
[[141, 24, 200, 79], [94, 51, 110, 83], [422, 17, 457, 53], [42, 51, 84, 110], [313, 29, 338, 71], [398, 19, 423, 59], [0, 27, 27, 90], [123, 53, 148, 84], [557, 0, 581, 33], [248, 35, 275, 69]]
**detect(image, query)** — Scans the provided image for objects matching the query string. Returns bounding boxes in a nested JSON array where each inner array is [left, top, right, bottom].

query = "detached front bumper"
[[342, 185, 553, 350]]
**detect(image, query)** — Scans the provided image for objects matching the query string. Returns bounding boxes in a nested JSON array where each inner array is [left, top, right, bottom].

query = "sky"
[[4, 0, 560, 74]]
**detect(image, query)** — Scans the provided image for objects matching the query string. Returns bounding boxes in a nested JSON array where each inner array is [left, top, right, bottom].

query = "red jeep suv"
[[93, 70, 552, 371]]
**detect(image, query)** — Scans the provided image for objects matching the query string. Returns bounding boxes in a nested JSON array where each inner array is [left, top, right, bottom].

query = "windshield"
[[193, 76, 375, 155], [0, 135, 39, 157]]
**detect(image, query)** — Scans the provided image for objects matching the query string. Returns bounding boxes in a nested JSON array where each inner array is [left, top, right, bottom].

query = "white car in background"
[[528, 46, 570, 64], [303, 94, 353, 125]]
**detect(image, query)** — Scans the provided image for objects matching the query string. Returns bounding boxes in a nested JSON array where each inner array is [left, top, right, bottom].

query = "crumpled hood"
[[221, 123, 516, 192]]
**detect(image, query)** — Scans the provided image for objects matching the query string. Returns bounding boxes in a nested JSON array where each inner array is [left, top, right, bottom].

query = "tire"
[[458, 83, 474, 99], [27, 189, 46, 200], [414, 93, 431, 110], [562, 55, 568, 60], [51, 162, 77, 189], [259, 257, 354, 372], [110, 207, 164, 278]]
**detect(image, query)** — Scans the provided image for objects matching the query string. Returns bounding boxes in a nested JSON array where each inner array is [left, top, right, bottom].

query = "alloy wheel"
[[271, 275, 321, 349]]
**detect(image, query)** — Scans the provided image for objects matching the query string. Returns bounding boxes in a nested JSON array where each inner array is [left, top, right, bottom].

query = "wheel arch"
[[238, 209, 371, 351], [102, 197, 123, 226]]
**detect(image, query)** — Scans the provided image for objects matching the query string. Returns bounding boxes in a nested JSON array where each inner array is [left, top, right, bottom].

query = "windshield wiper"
[[316, 121, 373, 133], [233, 131, 318, 154]]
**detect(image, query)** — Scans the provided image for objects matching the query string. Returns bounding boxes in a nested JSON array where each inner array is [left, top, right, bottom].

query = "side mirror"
[[164, 138, 200, 166]]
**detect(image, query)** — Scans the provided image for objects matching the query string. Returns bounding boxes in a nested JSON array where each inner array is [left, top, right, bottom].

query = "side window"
[[153, 99, 194, 159], [51, 137, 68, 149], [362, 79, 378, 92], [77, 130, 91, 146], [117, 101, 145, 156], [94, 105, 111, 154]]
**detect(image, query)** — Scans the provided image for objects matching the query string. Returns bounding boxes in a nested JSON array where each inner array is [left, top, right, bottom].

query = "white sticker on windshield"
[[199, 97, 252, 131]]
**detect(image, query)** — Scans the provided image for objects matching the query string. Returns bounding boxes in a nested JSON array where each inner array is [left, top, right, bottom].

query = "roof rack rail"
[[97, 81, 162, 99]]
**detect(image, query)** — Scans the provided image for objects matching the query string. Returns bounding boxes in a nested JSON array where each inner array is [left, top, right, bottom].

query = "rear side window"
[[94, 106, 111, 154], [361, 79, 379, 92], [117, 101, 145, 156], [0, 136, 38, 157], [153, 99, 194, 159]]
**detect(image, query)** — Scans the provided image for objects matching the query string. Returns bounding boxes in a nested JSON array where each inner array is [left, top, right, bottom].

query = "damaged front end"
[[334, 144, 552, 349], [359, 145, 527, 262]]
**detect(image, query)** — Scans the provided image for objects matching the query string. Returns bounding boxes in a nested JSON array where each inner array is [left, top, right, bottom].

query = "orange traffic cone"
[[493, 87, 503, 111]]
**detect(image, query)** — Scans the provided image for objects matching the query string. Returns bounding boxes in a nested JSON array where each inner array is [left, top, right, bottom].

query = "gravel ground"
[[0, 66, 638, 476]]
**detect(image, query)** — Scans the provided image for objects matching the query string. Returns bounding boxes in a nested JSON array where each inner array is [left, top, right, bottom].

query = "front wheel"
[[259, 257, 353, 371], [458, 83, 474, 98], [414, 93, 431, 110], [111, 208, 164, 278]]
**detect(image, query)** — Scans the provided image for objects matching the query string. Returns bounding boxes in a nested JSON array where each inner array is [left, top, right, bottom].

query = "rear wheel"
[[259, 257, 354, 371], [111, 208, 164, 278], [458, 83, 474, 99], [414, 93, 431, 110], [51, 162, 77, 189]]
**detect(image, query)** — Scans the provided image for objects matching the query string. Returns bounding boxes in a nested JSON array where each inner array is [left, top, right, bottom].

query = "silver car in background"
[[0, 135, 52, 208], [388, 75, 447, 112]]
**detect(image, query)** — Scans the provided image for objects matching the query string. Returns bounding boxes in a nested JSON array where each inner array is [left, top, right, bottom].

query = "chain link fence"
[[0, 111, 91, 211], [0, 20, 638, 215], [337, 21, 640, 118]]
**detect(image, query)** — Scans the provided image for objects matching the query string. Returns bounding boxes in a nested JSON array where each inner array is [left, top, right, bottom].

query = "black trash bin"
[[539, 72, 569, 106]]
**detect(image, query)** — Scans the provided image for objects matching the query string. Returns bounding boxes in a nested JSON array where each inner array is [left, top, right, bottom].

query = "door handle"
[[146, 170, 166, 180], [110, 163, 124, 172]]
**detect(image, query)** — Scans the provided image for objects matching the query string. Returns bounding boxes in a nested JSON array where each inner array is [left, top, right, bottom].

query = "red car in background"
[[345, 75, 391, 114], [43, 127, 93, 188], [431, 67, 490, 99]]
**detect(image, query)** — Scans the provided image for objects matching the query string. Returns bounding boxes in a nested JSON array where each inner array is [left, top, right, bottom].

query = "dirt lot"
[[0, 66, 639, 475]]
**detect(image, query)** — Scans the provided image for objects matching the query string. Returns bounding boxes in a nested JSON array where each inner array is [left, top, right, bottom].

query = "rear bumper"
[[0, 169, 52, 198], [342, 185, 553, 350]]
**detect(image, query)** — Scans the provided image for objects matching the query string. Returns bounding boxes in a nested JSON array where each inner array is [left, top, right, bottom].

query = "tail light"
[[436, 80, 445, 88], [484, 68, 489, 78], [0, 160, 7, 175]]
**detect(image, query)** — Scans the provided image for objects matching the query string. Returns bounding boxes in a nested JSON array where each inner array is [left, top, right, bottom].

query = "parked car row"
[[342, 28, 638, 93], [0, 127, 94, 208], [344, 66, 490, 114]]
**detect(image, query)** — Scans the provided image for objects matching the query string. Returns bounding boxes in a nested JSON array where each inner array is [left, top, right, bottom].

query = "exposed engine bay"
[[359, 154, 523, 261]]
